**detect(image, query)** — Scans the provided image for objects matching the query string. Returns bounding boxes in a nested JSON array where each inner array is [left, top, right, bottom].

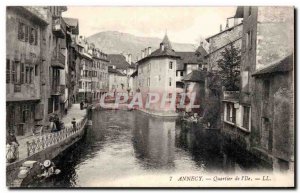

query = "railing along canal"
[[26, 117, 87, 157]]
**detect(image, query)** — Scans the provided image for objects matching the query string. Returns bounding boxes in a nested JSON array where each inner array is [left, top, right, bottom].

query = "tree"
[[217, 43, 241, 91]]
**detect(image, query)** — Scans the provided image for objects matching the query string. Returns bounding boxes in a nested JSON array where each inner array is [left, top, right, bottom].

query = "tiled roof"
[[176, 52, 199, 71], [138, 34, 180, 63], [183, 70, 206, 82], [63, 17, 79, 34], [108, 54, 130, 70], [108, 68, 127, 76], [252, 54, 293, 77]]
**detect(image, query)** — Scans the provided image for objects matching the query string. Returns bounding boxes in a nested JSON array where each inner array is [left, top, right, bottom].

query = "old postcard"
[[6, 6, 294, 188]]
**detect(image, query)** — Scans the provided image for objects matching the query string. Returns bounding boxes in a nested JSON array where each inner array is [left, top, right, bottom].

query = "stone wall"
[[7, 120, 87, 187], [207, 24, 243, 71]]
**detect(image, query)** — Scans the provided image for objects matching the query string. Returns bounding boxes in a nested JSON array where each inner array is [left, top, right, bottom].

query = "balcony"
[[223, 91, 240, 102], [52, 16, 66, 38], [51, 84, 64, 96], [51, 52, 65, 69]]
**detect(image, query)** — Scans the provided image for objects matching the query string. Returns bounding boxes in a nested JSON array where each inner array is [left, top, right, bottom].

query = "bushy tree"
[[217, 43, 241, 91]]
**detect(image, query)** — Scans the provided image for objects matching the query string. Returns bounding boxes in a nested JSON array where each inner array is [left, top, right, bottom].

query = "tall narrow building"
[[136, 34, 180, 115]]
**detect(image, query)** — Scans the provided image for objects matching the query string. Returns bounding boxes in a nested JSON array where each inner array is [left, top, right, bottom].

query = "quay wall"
[[7, 118, 87, 187]]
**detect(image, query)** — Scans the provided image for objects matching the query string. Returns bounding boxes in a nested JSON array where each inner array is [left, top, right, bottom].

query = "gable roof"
[[176, 52, 199, 71], [108, 54, 130, 70], [252, 54, 293, 77], [183, 70, 206, 82]]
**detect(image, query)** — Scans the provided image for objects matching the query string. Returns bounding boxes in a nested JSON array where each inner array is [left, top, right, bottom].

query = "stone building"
[[64, 17, 79, 106], [91, 48, 109, 100], [205, 19, 243, 72], [6, 6, 49, 135], [222, 6, 294, 171], [107, 54, 131, 93], [43, 6, 68, 121], [76, 39, 94, 103], [6, 6, 69, 136], [76, 37, 109, 103], [136, 34, 180, 115]]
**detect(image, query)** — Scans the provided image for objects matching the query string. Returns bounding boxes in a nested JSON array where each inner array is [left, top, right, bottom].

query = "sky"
[[63, 6, 237, 44]]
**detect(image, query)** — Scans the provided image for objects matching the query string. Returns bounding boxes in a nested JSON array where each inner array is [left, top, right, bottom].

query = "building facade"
[[222, 6, 294, 171], [136, 35, 179, 114], [6, 6, 49, 135]]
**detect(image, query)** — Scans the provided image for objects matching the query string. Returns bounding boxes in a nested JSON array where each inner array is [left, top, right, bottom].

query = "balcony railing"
[[51, 84, 63, 96], [223, 91, 240, 102], [52, 16, 66, 38], [51, 52, 65, 69]]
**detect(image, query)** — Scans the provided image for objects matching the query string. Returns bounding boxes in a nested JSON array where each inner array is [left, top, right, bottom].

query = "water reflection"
[[29, 110, 272, 187], [132, 113, 176, 170]]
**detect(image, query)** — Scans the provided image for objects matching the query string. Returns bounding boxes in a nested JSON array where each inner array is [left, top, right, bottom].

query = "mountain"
[[87, 31, 196, 61]]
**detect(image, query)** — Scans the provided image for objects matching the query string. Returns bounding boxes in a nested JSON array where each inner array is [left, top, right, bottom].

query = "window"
[[246, 30, 252, 49], [169, 77, 172, 86], [225, 102, 236, 123], [54, 97, 59, 111], [48, 97, 53, 114], [35, 65, 38, 76], [6, 59, 10, 83], [18, 22, 25, 41], [20, 63, 25, 84], [226, 103, 231, 121], [169, 61, 173, 69], [147, 78, 150, 86], [263, 79, 270, 101], [12, 61, 16, 83], [25, 25, 29, 42], [25, 67, 30, 83], [15, 61, 21, 84], [242, 106, 250, 130], [30, 68, 33, 83], [180, 71, 183, 76]]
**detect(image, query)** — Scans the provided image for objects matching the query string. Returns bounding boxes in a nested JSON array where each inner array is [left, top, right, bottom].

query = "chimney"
[[220, 24, 222, 32], [225, 19, 229, 29], [200, 41, 204, 46], [148, 47, 152, 55], [234, 18, 238, 26], [144, 48, 148, 57], [128, 54, 132, 64], [141, 50, 145, 58]]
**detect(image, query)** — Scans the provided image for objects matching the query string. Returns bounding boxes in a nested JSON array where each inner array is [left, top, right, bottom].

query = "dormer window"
[[161, 44, 164, 51]]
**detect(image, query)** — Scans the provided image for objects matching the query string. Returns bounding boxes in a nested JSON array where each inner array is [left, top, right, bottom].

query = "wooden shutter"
[[6, 59, 10, 83], [35, 29, 38, 45], [25, 25, 29, 42], [12, 61, 16, 83], [20, 63, 25, 84]]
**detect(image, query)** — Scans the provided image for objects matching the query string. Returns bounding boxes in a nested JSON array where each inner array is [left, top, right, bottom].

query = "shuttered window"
[[18, 22, 25, 40], [34, 29, 38, 45], [11, 61, 16, 83], [25, 25, 29, 42], [20, 63, 25, 84], [29, 28, 35, 45], [6, 59, 11, 83]]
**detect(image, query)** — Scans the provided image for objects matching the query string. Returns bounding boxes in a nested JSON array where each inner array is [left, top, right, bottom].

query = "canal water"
[[30, 110, 272, 187]]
